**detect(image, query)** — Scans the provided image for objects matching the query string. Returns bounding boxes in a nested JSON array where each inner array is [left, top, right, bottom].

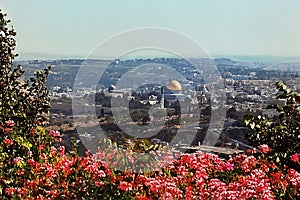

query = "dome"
[[108, 85, 116, 92], [166, 80, 182, 91]]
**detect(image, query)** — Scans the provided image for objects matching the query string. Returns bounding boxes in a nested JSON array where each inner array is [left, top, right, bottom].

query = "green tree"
[[0, 10, 55, 195], [245, 81, 300, 171]]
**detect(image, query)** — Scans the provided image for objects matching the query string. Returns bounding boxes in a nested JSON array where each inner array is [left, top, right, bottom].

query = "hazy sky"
[[1, 1, 300, 59]]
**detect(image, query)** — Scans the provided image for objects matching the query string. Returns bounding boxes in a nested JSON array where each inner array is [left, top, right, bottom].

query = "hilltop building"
[[161, 80, 187, 108]]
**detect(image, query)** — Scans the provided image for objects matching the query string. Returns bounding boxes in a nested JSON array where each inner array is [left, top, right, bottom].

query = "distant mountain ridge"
[[214, 55, 300, 64], [17, 53, 300, 64], [16, 52, 85, 61], [15, 53, 300, 72]]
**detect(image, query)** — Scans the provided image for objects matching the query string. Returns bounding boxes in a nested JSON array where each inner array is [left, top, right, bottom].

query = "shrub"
[[3, 145, 300, 199], [245, 81, 300, 171]]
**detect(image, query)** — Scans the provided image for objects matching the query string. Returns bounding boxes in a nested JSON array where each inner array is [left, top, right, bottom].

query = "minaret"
[[160, 86, 164, 109]]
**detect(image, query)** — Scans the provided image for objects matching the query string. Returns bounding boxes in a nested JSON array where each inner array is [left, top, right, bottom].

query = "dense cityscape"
[[15, 57, 300, 155]]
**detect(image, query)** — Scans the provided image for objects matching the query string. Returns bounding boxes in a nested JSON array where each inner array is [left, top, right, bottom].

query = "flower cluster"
[[2, 139, 300, 199]]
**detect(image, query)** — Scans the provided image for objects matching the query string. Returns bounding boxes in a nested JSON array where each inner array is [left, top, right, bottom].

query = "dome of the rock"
[[166, 80, 182, 91]]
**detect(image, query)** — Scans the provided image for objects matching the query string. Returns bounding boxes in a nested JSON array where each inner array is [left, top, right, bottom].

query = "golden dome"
[[166, 80, 182, 91]]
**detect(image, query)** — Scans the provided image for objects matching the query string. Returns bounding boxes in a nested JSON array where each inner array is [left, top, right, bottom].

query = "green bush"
[[245, 81, 300, 171]]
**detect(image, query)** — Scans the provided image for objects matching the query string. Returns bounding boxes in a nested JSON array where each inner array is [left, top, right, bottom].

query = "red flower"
[[135, 195, 151, 200], [4, 128, 13, 134], [27, 159, 36, 167], [3, 138, 14, 146], [5, 187, 15, 196], [17, 169, 25, 176], [95, 181, 104, 187], [39, 144, 46, 151], [246, 148, 256, 154], [259, 144, 270, 154], [30, 127, 35, 135], [270, 171, 282, 184], [291, 153, 299, 162], [39, 153, 47, 161], [118, 181, 133, 192]]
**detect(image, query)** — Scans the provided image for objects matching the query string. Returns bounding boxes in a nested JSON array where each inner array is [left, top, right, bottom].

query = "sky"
[[1, 0, 300, 60]]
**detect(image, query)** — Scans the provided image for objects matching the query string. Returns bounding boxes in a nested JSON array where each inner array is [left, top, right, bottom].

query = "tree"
[[141, 115, 150, 125], [174, 99, 181, 115], [100, 108, 105, 118], [245, 81, 300, 171], [226, 107, 238, 119], [0, 9, 56, 195]]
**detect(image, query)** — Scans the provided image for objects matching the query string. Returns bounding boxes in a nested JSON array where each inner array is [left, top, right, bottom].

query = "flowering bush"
[[2, 144, 300, 199]]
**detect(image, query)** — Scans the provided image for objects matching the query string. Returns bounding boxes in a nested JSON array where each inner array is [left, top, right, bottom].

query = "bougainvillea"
[[2, 143, 300, 199]]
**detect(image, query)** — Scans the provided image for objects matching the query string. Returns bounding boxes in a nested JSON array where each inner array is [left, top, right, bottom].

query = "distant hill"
[[17, 53, 300, 65], [214, 55, 300, 64], [16, 52, 85, 61]]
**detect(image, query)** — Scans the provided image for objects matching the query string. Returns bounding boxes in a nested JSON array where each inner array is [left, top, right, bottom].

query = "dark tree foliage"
[[245, 81, 300, 171], [0, 10, 51, 130]]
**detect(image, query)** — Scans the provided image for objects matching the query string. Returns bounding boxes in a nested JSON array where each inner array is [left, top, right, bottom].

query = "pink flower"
[[5, 120, 14, 127], [59, 146, 65, 156], [13, 157, 24, 165], [49, 130, 60, 137], [223, 162, 234, 171], [291, 153, 299, 162], [259, 144, 270, 154], [27, 151, 32, 157], [50, 146, 57, 156]]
